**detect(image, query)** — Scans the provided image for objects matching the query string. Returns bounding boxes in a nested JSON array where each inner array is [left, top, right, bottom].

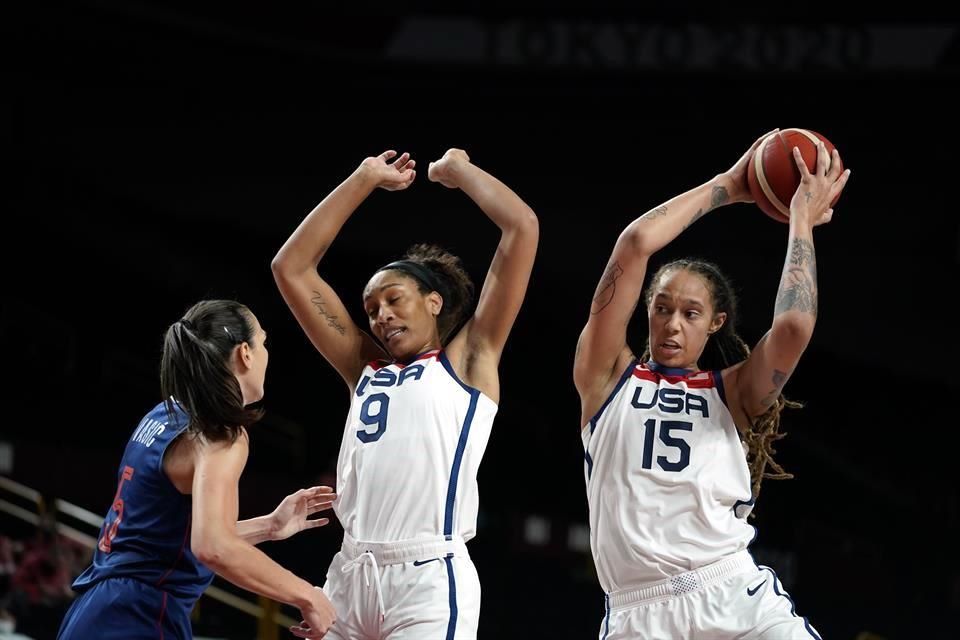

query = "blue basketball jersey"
[[72, 401, 214, 605]]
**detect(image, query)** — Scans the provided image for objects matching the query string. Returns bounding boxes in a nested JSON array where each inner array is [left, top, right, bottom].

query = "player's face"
[[245, 314, 269, 403], [363, 271, 441, 360], [232, 312, 269, 405], [646, 269, 725, 370]]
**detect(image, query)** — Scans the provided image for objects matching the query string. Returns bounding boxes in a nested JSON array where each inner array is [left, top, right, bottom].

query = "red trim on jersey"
[[156, 591, 168, 639], [414, 349, 441, 363], [156, 514, 190, 586], [368, 349, 440, 371], [633, 365, 716, 388]]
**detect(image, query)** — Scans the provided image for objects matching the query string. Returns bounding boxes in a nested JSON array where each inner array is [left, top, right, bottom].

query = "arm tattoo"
[[760, 368, 789, 408], [681, 186, 728, 231], [591, 260, 624, 315], [310, 291, 346, 335], [682, 208, 706, 231], [774, 238, 818, 317], [710, 185, 729, 210], [642, 205, 669, 221]]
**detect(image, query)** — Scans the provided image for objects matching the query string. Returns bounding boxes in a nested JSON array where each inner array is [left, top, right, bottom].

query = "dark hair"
[[642, 258, 798, 501], [160, 300, 263, 443], [388, 243, 475, 343]]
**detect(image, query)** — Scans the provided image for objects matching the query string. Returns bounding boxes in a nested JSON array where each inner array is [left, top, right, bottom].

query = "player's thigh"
[[743, 567, 822, 640], [387, 556, 480, 640]]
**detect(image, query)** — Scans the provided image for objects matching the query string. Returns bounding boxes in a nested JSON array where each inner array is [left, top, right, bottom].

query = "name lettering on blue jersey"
[[131, 418, 166, 447], [356, 363, 427, 398], [631, 384, 710, 418]]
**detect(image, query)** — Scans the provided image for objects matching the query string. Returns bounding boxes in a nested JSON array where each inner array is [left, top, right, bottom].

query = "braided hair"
[[642, 259, 798, 500]]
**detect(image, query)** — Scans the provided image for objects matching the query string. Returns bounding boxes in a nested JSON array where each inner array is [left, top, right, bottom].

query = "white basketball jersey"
[[582, 360, 755, 592], [334, 349, 498, 543]]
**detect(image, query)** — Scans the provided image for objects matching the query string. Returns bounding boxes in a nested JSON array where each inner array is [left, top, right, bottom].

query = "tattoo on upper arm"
[[774, 238, 818, 317], [760, 368, 789, 407], [310, 291, 347, 335], [591, 260, 624, 315]]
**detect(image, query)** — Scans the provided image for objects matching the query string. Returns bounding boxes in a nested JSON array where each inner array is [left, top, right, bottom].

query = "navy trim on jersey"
[[398, 348, 440, 367], [733, 495, 755, 519], [444, 388, 479, 538], [713, 370, 727, 405], [645, 360, 694, 377], [371, 348, 439, 371], [759, 565, 822, 640], [734, 495, 758, 545], [444, 555, 459, 640], [584, 359, 636, 482], [588, 359, 638, 434], [438, 351, 475, 395]]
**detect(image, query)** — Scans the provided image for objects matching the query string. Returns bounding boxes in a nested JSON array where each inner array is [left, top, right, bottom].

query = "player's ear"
[[708, 312, 727, 335], [233, 343, 253, 372], [426, 291, 443, 317]]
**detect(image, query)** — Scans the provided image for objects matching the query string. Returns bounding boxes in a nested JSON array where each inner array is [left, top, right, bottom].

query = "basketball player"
[[272, 148, 538, 639], [57, 300, 337, 639], [575, 133, 850, 639]]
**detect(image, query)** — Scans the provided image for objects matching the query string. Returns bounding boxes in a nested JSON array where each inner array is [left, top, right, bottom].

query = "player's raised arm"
[[272, 151, 415, 389], [730, 141, 850, 420], [575, 130, 776, 425]]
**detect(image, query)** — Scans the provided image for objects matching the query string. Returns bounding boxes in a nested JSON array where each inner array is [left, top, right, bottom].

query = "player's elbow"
[[621, 224, 654, 257], [192, 532, 234, 571], [517, 207, 539, 235], [270, 251, 293, 280], [770, 313, 814, 352]]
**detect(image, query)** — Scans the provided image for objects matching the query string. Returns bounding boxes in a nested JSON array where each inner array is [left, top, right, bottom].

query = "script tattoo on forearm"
[[310, 291, 346, 335], [592, 260, 624, 315], [775, 238, 818, 317]]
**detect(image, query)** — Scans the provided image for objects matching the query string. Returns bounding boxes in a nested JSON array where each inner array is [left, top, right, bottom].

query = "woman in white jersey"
[[272, 148, 538, 639], [575, 131, 850, 639]]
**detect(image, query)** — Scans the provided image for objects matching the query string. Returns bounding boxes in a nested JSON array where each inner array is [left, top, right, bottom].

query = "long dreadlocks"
[[641, 259, 798, 501]]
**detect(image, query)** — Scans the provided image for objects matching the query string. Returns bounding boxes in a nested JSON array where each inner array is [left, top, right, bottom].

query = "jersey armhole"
[[586, 358, 638, 433], [712, 369, 728, 407]]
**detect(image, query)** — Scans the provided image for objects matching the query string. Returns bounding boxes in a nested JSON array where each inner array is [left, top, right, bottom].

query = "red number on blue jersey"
[[97, 465, 135, 553]]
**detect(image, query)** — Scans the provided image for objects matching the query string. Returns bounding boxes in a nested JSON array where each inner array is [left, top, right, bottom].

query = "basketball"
[[747, 128, 843, 223]]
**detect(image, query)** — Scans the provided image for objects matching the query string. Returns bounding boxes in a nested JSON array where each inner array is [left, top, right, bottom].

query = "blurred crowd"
[[0, 519, 88, 639]]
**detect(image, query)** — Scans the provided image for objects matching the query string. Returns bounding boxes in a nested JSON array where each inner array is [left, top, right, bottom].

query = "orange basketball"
[[747, 128, 843, 223]]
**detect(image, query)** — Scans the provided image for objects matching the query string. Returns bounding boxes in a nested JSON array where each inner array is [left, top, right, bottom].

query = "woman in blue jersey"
[[575, 132, 850, 639], [272, 148, 538, 639], [58, 299, 337, 639]]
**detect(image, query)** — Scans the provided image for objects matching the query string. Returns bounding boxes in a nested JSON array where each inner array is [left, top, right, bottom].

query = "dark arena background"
[[3, 5, 959, 639]]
